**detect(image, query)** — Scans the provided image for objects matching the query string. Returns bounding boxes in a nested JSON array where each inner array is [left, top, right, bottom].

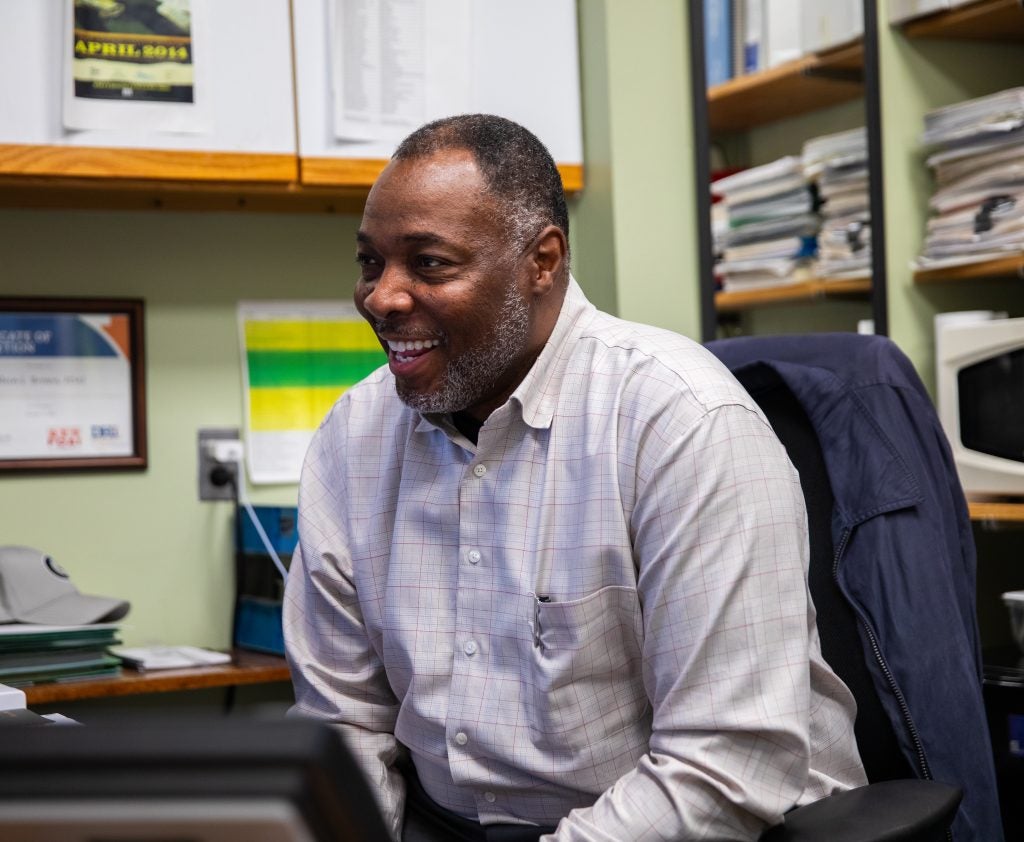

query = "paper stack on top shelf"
[[803, 127, 871, 279], [917, 87, 1024, 270], [0, 624, 122, 688], [711, 155, 820, 292]]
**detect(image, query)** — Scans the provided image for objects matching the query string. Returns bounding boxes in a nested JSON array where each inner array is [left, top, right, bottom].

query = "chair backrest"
[[732, 362, 914, 783], [706, 333, 1003, 842]]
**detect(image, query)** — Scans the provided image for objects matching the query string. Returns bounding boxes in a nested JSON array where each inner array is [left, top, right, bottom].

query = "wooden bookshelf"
[[913, 254, 1024, 284], [708, 41, 864, 135], [969, 500, 1024, 522], [715, 276, 872, 312], [902, 0, 1024, 42]]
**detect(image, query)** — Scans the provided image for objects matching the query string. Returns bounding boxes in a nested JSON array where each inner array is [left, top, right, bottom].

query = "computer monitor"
[[0, 715, 390, 841]]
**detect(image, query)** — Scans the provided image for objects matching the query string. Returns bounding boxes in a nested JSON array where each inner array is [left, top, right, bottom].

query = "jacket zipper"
[[832, 527, 933, 782]]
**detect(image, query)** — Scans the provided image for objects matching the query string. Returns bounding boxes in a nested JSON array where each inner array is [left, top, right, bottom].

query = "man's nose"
[[361, 266, 414, 320]]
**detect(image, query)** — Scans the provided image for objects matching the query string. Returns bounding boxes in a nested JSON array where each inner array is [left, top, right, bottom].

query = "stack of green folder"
[[0, 624, 122, 687]]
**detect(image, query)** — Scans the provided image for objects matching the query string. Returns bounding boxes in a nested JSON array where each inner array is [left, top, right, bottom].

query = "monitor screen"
[[0, 715, 390, 841]]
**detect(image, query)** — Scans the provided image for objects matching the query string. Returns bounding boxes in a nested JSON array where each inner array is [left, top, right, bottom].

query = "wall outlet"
[[198, 427, 241, 502]]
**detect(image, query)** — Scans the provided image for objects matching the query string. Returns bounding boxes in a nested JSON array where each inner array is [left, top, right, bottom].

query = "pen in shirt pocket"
[[532, 594, 551, 648]]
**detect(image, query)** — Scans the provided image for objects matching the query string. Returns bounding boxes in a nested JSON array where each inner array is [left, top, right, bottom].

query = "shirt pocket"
[[527, 585, 648, 750]]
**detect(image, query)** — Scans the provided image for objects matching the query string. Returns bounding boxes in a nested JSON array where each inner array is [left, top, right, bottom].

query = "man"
[[283, 114, 866, 841]]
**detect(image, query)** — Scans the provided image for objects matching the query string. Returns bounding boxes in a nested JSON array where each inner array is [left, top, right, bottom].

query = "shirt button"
[[454, 732, 469, 746], [467, 550, 481, 564], [484, 791, 496, 803], [473, 464, 487, 478], [464, 640, 478, 656]]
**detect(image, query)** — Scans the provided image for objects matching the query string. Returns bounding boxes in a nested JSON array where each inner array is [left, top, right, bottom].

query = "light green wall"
[[0, 210, 359, 647], [574, 0, 701, 339]]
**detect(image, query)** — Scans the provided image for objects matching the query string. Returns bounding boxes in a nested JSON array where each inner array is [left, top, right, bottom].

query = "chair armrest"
[[759, 779, 962, 842]]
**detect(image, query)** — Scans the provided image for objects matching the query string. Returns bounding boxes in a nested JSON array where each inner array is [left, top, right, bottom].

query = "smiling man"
[[283, 115, 866, 842]]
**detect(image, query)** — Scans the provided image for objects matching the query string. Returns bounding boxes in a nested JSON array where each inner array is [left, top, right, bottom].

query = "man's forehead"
[[360, 149, 501, 240], [379, 147, 484, 195]]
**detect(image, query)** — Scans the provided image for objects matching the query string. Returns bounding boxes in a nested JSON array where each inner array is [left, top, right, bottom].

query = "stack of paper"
[[0, 624, 122, 687], [711, 156, 819, 291], [803, 128, 871, 279], [917, 88, 1024, 269], [111, 645, 231, 672]]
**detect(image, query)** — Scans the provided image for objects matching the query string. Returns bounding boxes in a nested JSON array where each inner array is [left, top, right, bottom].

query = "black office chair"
[[705, 334, 1002, 842]]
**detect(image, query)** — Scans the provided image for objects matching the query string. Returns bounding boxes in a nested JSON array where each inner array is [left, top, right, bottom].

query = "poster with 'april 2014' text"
[[64, 0, 210, 133]]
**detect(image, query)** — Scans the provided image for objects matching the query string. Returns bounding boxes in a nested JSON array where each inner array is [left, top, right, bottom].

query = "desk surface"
[[23, 648, 291, 706]]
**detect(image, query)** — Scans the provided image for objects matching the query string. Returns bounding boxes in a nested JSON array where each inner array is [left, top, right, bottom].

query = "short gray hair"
[[392, 114, 570, 260]]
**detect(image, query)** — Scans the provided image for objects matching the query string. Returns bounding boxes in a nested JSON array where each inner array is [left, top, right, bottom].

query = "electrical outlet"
[[198, 427, 241, 502]]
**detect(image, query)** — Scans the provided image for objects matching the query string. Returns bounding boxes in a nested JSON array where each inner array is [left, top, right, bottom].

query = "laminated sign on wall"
[[238, 301, 386, 485], [64, 0, 210, 133]]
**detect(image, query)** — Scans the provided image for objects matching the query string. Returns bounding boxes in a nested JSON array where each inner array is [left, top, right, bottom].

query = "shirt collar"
[[413, 275, 592, 434], [509, 275, 591, 430]]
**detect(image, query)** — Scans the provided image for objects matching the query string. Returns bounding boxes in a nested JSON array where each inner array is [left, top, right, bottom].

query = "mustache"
[[371, 321, 444, 340]]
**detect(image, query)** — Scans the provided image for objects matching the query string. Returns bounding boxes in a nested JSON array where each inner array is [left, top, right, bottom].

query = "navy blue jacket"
[[707, 333, 1002, 842]]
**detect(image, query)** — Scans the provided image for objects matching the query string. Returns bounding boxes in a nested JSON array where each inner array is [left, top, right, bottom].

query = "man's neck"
[[451, 410, 484, 445]]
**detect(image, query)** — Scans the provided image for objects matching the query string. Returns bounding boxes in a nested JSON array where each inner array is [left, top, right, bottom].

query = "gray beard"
[[397, 283, 531, 415]]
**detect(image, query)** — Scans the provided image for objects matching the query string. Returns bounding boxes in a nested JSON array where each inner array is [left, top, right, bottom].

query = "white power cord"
[[226, 457, 290, 584], [205, 440, 290, 582]]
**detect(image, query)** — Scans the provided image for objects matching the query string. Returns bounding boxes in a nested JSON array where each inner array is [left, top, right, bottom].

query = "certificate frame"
[[0, 297, 147, 472]]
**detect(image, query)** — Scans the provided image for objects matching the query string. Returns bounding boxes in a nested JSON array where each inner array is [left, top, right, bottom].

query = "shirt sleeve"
[[282, 417, 407, 842], [544, 402, 817, 841]]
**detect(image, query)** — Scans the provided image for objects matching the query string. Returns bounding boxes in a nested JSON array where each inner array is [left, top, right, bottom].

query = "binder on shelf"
[[233, 506, 296, 656], [800, 0, 863, 55], [765, 0, 803, 68], [705, 0, 733, 86], [731, 0, 746, 79], [742, 0, 763, 74]]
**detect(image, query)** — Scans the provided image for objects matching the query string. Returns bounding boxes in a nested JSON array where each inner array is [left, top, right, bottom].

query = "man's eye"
[[417, 256, 444, 269], [356, 254, 378, 267]]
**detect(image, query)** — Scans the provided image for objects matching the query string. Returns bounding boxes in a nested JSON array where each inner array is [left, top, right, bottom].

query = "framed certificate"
[[0, 298, 146, 471]]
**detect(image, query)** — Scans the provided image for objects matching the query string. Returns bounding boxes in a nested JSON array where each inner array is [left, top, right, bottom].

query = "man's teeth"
[[387, 339, 440, 353]]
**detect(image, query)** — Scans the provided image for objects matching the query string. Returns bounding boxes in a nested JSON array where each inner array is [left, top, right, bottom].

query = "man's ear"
[[527, 225, 568, 295]]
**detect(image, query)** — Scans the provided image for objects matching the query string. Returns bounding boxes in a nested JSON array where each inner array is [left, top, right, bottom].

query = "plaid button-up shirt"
[[284, 278, 866, 841]]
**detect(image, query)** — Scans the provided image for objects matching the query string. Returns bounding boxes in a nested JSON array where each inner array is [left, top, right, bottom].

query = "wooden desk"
[[23, 649, 291, 706]]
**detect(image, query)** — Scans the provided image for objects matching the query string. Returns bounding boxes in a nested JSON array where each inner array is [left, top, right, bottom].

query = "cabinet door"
[[1, 0, 297, 182], [292, 0, 584, 192]]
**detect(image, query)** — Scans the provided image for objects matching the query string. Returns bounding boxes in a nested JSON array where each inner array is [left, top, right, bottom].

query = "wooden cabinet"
[[0, 0, 584, 213]]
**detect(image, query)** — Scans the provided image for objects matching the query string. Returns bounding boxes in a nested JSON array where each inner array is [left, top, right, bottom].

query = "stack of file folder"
[[917, 87, 1024, 269], [803, 127, 871, 279], [0, 624, 122, 688], [711, 156, 820, 292]]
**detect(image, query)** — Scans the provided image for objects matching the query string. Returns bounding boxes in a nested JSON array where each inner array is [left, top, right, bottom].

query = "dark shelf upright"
[[687, 0, 718, 344]]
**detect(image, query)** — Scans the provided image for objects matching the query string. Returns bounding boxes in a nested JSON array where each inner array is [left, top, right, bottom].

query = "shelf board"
[[0, 144, 297, 183], [0, 146, 584, 213], [913, 254, 1024, 284], [715, 276, 872, 312], [969, 500, 1024, 521], [0, 174, 372, 214], [902, 0, 1024, 42], [301, 157, 585, 194], [707, 41, 864, 135]]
